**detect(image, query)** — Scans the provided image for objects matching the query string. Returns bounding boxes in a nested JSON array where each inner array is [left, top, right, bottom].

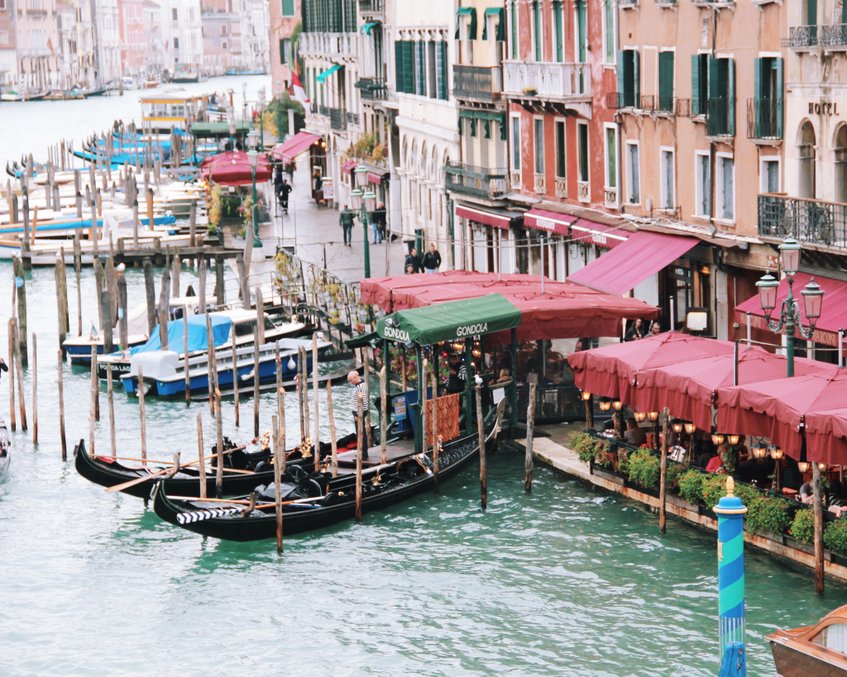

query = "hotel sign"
[[809, 100, 840, 116]]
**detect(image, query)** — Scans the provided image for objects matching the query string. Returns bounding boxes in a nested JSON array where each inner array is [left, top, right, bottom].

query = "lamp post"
[[247, 131, 262, 249], [257, 87, 266, 151], [275, 85, 284, 143], [227, 106, 236, 150], [756, 236, 826, 595], [351, 163, 375, 278]]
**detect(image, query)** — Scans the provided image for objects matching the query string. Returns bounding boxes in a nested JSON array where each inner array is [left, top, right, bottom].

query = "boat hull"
[[770, 640, 847, 677]]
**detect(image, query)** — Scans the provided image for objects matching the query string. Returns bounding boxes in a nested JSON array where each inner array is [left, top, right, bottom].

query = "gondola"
[[152, 400, 507, 540], [74, 433, 357, 498]]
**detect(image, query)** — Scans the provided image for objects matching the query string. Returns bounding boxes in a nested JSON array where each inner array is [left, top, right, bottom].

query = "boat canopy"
[[132, 314, 231, 355], [377, 294, 521, 346]]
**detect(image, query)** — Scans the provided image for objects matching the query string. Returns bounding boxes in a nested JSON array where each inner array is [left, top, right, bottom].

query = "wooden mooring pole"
[[31, 333, 37, 445], [54, 251, 69, 350], [355, 392, 364, 522], [197, 413, 207, 499], [14, 320, 26, 430], [525, 382, 536, 493], [107, 365, 116, 458], [232, 340, 240, 427], [312, 333, 320, 472], [273, 414, 283, 554], [326, 379, 338, 477], [13, 256, 27, 366], [7, 320, 15, 432], [431, 369, 439, 494], [252, 325, 260, 438], [138, 366, 147, 465], [57, 349, 67, 460], [476, 384, 487, 512], [659, 409, 669, 534]]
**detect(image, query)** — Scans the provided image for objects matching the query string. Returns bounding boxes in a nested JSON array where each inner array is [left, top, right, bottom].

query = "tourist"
[[624, 417, 645, 446], [312, 170, 323, 205], [800, 482, 814, 505], [278, 178, 292, 214], [371, 202, 387, 244], [421, 243, 442, 274], [650, 321, 662, 336], [705, 447, 727, 473], [404, 247, 421, 274], [339, 205, 356, 247], [347, 370, 370, 458], [782, 456, 804, 491], [0, 357, 6, 382], [625, 319, 645, 341]]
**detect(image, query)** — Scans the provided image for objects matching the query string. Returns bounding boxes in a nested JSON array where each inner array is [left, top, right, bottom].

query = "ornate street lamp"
[[352, 163, 373, 278], [247, 131, 261, 248], [257, 87, 266, 151]]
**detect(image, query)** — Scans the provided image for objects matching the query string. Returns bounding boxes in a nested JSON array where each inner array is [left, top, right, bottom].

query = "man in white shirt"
[[347, 370, 369, 458]]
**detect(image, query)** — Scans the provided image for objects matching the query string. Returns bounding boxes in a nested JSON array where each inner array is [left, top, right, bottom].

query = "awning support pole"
[[839, 330, 844, 368], [415, 344, 423, 453], [464, 338, 474, 435], [746, 312, 752, 347], [669, 295, 675, 331], [509, 328, 519, 435]]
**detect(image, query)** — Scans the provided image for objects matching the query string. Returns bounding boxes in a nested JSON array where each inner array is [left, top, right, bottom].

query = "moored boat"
[[768, 605, 847, 676]]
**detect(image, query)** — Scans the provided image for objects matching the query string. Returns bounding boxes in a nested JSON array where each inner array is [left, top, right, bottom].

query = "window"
[[511, 115, 521, 171], [281, 0, 295, 16], [555, 120, 566, 178], [658, 51, 674, 112], [706, 56, 735, 137], [509, 1, 518, 60], [532, 1, 542, 61], [222, 40, 228, 50], [695, 152, 711, 217], [279, 39, 290, 64], [617, 49, 639, 108], [716, 154, 734, 221], [604, 125, 618, 190], [603, 0, 616, 65], [553, 1, 565, 62], [577, 122, 589, 183], [436, 41, 448, 100], [660, 148, 675, 209], [173, 37, 179, 49], [415, 41, 426, 96], [761, 158, 780, 194], [428, 41, 437, 97], [171, 8, 177, 20], [575, 0, 587, 63], [691, 54, 709, 116], [534, 118, 544, 174], [625, 142, 640, 204], [753, 57, 783, 139], [395, 41, 415, 94]]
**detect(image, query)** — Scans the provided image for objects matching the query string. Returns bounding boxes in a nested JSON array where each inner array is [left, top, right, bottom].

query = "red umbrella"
[[201, 151, 272, 186], [567, 332, 734, 405], [717, 370, 847, 463], [634, 345, 836, 431]]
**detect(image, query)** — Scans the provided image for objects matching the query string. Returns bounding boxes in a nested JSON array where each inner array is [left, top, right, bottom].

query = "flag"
[[290, 71, 311, 111]]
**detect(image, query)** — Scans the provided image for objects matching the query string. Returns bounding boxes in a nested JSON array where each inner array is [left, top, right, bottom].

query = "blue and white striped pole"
[[715, 477, 747, 677]]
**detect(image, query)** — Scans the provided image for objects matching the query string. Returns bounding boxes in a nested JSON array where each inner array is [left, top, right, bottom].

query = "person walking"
[[404, 247, 422, 274], [278, 178, 292, 214], [422, 243, 442, 274], [371, 202, 387, 244], [347, 370, 370, 458], [339, 206, 356, 247]]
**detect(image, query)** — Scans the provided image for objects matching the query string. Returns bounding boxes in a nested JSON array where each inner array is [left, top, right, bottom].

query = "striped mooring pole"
[[715, 476, 748, 677]]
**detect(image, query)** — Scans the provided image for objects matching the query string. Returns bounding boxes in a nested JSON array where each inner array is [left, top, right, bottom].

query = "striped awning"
[[316, 64, 342, 83]]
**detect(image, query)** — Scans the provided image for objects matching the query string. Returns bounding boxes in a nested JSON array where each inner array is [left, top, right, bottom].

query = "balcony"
[[300, 33, 356, 59], [606, 93, 675, 114], [822, 24, 847, 49], [759, 194, 847, 248], [445, 162, 508, 200], [329, 108, 347, 131], [503, 61, 590, 114], [359, 0, 384, 15], [355, 77, 387, 102], [787, 25, 819, 49], [706, 97, 734, 138], [746, 97, 782, 141], [453, 65, 502, 103]]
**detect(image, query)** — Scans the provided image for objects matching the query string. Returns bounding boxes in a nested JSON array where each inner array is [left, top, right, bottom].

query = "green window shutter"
[[497, 8, 506, 41], [415, 41, 426, 96], [510, 2, 518, 59], [554, 3, 564, 62], [807, 0, 817, 25], [406, 42, 416, 94], [281, 0, 294, 16], [395, 40, 404, 92], [843, 0, 847, 24], [691, 55, 700, 115], [633, 50, 640, 107], [437, 41, 448, 100], [727, 58, 735, 136], [753, 57, 762, 138], [775, 57, 784, 139], [616, 50, 624, 107], [576, 0, 587, 62], [658, 52, 673, 111]]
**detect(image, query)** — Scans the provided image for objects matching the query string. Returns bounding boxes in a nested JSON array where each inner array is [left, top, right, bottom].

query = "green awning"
[[377, 294, 521, 346], [190, 121, 250, 137], [482, 7, 505, 41], [455, 7, 478, 40], [347, 331, 377, 349], [316, 64, 342, 84], [361, 21, 381, 35]]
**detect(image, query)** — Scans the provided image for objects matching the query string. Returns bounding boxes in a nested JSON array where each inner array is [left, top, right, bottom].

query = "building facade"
[[268, 0, 298, 96], [118, 0, 147, 77]]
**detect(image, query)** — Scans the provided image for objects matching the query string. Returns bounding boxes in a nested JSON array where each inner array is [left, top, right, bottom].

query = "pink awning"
[[568, 231, 699, 294], [200, 151, 272, 186], [570, 218, 628, 249], [270, 131, 321, 162], [341, 159, 357, 174], [523, 208, 576, 237], [455, 205, 512, 231], [368, 171, 386, 185], [736, 272, 847, 348]]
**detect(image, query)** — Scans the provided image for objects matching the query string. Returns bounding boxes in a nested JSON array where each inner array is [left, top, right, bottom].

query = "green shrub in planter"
[[570, 432, 599, 464], [616, 450, 630, 477], [745, 496, 793, 537], [677, 470, 707, 505], [626, 449, 661, 489], [824, 519, 847, 556], [732, 482, 762, 509], [666, 463, 685, 490], [790, 508, 815, 545], [701, 474, 730, 510]]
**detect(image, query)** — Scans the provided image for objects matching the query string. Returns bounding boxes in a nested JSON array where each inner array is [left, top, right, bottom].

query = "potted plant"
[[825, 519, 847, 565], [522, 86, 538, 96], [745, 495, 793, 542], [786, 508, 815, 554], [625, 448, 661, 494]]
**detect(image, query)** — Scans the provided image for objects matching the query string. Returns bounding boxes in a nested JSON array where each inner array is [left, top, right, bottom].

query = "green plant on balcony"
[[371, 143, 386, 164], [790, 508, 815, 545], [522, 86, 537, 96], [207, 185, 222, 234], [345, 133, 378, 161]]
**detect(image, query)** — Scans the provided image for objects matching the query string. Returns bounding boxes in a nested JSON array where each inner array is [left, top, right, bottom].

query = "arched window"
[[798, 121, 816, 199], [835, 125, 847, 203]]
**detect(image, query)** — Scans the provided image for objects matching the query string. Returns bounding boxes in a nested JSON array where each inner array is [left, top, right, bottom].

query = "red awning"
[[200, 151, 272, 186], [570, 218, 628, 250], [523, 208, 576, 237], [360, 271, 658, 342], [341, 159, 357, 174], [270, 131, 321, 162], [368, 170, 386, 185], [455, 205, 513, 231], [736, 272, 847, 348], [568, 231, 699, 294], [717, 370, 847, 464], [567, 332, 734, 404], [633, 345, 836, 431]]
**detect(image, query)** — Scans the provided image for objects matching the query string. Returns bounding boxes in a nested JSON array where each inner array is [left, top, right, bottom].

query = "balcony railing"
[[746, 97, 782, 140], [346, 111, 359, 126], [706, 97, 734, 137], [355, 77, 387, 102], [445, 161, 508, 200], [329, 108, 347, 131], [759, 194, 847, 248], [300, 33, 356, 59], [606, 92, 676, 114], [503, 61, 590, 100], [822, 24, 847, 48], [787, 25, 819, 48], [359, 0, 384, 14], [453, 65, 502, 102]]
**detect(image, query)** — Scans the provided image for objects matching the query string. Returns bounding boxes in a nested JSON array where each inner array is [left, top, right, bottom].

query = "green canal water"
[[2, 265, 847, 676]]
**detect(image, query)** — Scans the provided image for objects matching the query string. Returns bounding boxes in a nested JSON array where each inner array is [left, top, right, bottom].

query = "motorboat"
[[768, 604, 847, 676]]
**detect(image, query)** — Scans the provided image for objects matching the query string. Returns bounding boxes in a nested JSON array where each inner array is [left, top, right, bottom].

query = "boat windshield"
[[811, 623, 847, 655]]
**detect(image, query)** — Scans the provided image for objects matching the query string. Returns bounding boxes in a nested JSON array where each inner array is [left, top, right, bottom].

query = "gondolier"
[[0, 357, 7, 381], [347, 370, 369, 458]]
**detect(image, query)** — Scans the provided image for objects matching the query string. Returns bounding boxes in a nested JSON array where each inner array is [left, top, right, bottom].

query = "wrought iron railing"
[[746, 97, 782, 140], [329, 108, 347, 131], [787, 25, 819, 48], [359, 0, 384, 13], [355, 77, 387, 101], [821, 24, 847, 48], [759, 193, 847, 248], [453, 65, 502, 102], [445, 161, 508, 199], [706, 96, 734, 137]]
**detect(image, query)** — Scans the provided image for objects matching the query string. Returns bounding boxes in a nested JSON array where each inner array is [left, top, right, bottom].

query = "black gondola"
[[152, 401, 506, 540], [73, 434, 356, 498]]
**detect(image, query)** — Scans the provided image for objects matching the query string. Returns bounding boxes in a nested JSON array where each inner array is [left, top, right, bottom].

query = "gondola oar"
[[105, 438, 258, 493]]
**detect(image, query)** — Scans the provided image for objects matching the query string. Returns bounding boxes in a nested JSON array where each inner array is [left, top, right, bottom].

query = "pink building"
[[119, 0, 147, 77], [268, 0, 298, 99]]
